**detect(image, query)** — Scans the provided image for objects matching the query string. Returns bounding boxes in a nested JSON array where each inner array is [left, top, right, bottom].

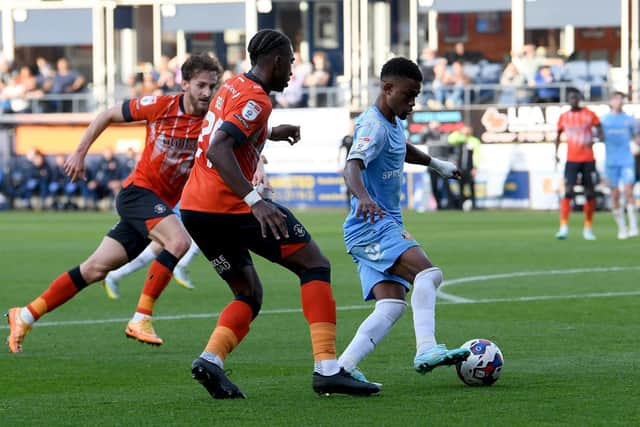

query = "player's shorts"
[[348, 219, 419, 301], [107, 184, 174, 260], [564, 161, 597, 194], [180, 201, 312, 280], [605, 164, 636, 187]]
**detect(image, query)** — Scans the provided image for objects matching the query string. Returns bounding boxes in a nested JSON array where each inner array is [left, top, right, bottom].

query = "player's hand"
[[356, 195, 385, 224], [64, 151, 87, 182], [251, 200, 289, 240], [270, 125, 301, 145], [429, 157, 461, 179]]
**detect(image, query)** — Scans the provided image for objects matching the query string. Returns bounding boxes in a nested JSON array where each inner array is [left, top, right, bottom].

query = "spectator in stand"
[[36, 57, 54, 81], [532, 65, 560, 103], [121, 148, 139, 178], [129, 62, 160, 97], [11, 149, 51, 209], [43, 57, 86, 113], [85, 148, 123, 210], [429, 59, 449, 110], [418, 48, 442, 106], [1, 65, 41, 113], [156, 56, 179, 94], [512, 44, 545, 83], [499, 62, 528, 104], [304, 51, 332, 107], [48, 154, 78, 210], [444, 61, 472, 108], [0, 58, 13, 113], [276, 51, 311, 108], [444, 42, 483, 64]]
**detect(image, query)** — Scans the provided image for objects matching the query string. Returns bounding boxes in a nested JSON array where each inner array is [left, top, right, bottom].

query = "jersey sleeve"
[[219, 94, 271, 145], [590, 110, 601, 126], [347, 121, 385, 167], [122, 95, 164, 122]]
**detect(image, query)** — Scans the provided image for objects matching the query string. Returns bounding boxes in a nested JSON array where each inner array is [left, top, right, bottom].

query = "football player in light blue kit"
[[338, 57, 470, 385], [600, 91, 638, 239]]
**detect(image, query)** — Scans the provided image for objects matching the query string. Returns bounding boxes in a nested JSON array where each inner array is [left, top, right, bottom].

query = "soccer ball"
[[456, 339, 504, 386]]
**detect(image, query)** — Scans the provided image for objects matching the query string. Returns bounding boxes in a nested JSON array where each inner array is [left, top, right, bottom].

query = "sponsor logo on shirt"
[[211, 254, 231, 274], [353, 136, 372, 152], [233, 113, 250, 129], [382, 169, 402, 180], [242, 100, 262, 121]]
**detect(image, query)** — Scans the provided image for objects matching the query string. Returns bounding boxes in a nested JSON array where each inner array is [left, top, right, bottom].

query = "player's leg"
[[338, 278, 407, 386], [125, 214, 191, 345], [389, 246, 471, 373], [557, 162, 578, 239], [581, 162, 597, 240], [622, 166, 638, 237], [6, 236, 129, 353], [607, 166, 627, 239], [181, 210, 252, 399], [278, 240, 379, 395], [173, 238, 199, 289], [103, 241, 162, 299]]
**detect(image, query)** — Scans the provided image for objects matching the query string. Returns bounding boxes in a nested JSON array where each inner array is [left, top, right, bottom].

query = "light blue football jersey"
[[343, 105, 407, 251], [601, 112, 635, 167]]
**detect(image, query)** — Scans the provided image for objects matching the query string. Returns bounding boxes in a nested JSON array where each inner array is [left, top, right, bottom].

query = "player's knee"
[[79, 259, 109, 283], [166, 233, 191, 258], [376, 298, 407, 322], [415, 266, 443, 289], [298, 265, 331, 284], [235, 294, 262, 319]]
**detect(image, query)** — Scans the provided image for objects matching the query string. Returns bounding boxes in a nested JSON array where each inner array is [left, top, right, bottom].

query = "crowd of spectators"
[[1, 147, 139, 211], [419, 42, 610, 109], [0, 56, 86, 114]]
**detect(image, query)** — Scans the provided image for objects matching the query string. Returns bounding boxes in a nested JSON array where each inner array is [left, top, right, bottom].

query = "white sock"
[[558, 224, 568, 233], [627, 205, 638, 232], [412, 267, 443, 355], [338, 299, 407, 372], [20, 307, 35, 325], [109, 244, 158, 281], [613, 207, 627, 232], [200, 351, 224, 368], [176, 239, 200, 269], [132, 312, 151, 322], [314, 359, 340, 376]]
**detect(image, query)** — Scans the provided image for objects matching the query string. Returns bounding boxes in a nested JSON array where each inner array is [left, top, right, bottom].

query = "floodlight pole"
[[511, 0, 525, 54], [1, 4, 15, 64], [631, 0, 639, 101], [622, 0, 630, 94]]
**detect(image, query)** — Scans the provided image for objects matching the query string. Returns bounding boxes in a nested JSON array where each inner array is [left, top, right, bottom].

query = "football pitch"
[[1, 209, 638, 426]]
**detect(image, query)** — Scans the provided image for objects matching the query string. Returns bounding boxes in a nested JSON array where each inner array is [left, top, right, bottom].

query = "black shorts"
[[564, 161, 597, 194], [181, 202, 312, 279], [106, 184, 173, 260]]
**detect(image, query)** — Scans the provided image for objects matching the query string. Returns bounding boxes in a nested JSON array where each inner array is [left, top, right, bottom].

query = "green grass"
[[1, 210, 639, 426]]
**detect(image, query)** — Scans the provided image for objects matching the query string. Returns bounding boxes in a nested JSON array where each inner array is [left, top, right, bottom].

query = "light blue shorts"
[[348, 221, 419, 301], [606, 165, 635, 187], [173, 201, 182, 219]]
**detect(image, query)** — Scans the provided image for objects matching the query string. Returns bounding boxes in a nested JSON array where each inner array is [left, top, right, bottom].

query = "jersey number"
[[196, 110, 224, 168]]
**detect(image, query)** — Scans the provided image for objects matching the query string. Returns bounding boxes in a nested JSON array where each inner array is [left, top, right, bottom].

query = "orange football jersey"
[[121, 94, 204, 207], [557, 108, 601, 163], [181, 72, 271, 213]]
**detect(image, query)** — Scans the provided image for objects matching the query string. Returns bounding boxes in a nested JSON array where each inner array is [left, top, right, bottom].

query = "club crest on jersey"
[[140, 95, 157, 107], [153, 203, 167, 214], [242, 100, 262, 121]]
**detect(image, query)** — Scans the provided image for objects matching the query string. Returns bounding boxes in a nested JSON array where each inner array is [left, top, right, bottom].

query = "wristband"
[[243, 189, 262, 207]]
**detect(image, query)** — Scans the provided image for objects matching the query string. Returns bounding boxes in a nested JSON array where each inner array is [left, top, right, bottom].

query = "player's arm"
[[595, 123, 604, 142], [64, 104, 126, 182], [344, 159, 384, 223], [555, 121, 564, 164], [405, 143, 461, 179], [207, 131, 288, 239]]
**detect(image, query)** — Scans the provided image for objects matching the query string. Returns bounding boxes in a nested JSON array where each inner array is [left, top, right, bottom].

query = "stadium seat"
[[563, 61, 589, 81]]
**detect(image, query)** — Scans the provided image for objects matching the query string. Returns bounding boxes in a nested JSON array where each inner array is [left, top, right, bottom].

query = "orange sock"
[[560, 197, 571, 226], [27, 267, 88, 320], [136, 250, 178, 316], [204, 300, 253, 361], [584, 199, 596, 228], [301, 280, 337, 361]]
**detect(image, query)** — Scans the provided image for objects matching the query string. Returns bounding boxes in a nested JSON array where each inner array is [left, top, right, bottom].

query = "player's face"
[[610, 94, 624, 111], [386, 78, 421, 120], [272, 48, 294, 92], [183, 70, 218, 115], [568, 92, 581, 108]]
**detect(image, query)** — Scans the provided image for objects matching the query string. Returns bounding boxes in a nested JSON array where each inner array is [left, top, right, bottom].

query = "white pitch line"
[[2, 290, 639, 330], [437, 265, 640, 303]]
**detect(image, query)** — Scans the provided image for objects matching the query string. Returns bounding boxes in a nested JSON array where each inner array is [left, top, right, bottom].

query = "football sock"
[[583, 199, 596, 228], [25, 266, 89, 323], [203, 300, 253, 362], [412, 267, 442, 355], [560, 198, 571, 226], [135, 250, 178, 317], [176, 239, 200, 269], [199, 351, 225, 369], [613, 207, 627, 231], [301, 279, 339, 375], [338, 299, 407, 372], [109, 244, 159, 281], [627, 205, 638, 231]]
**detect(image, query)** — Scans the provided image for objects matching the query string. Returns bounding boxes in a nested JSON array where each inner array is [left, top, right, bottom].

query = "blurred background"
[[0, 0, 639, 213]]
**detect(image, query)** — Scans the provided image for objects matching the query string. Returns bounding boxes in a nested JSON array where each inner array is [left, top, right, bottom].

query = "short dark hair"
[[380, 57, 423, 82], [612, 90, 627, 98], [566, 87, 582, 97], [181, 53, 223, 82], [247, 29, 292, 66]]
